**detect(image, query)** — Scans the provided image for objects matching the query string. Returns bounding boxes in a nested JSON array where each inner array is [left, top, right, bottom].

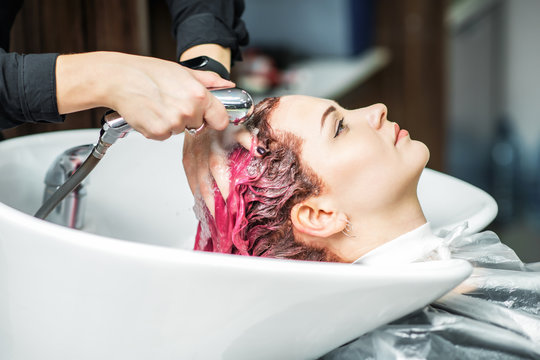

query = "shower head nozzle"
[[98, 88, 254, 145], [210, 88, 254, 125]]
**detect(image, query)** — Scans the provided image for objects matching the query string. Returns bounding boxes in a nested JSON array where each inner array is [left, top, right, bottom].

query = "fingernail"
[[256, 146, 267, 155]]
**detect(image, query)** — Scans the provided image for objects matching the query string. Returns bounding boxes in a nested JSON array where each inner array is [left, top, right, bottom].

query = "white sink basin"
[[0, 129, 491, 360], [418, 167, 498, 236]]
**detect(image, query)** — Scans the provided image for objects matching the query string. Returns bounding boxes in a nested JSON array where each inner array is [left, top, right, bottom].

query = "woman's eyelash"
[[334, 118, 345, 138]]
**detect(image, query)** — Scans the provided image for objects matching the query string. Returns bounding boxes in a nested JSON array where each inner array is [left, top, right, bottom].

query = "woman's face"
[[268, 95, 429, 218]]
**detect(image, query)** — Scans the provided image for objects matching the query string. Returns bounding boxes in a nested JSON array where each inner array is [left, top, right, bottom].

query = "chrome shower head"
[[210, 88, 254, 125], [97, 88, 254, 142]]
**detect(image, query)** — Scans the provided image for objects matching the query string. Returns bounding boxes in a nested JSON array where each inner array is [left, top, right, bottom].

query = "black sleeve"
[[165, 0, 249, 64], [0, 49, 64, 130]]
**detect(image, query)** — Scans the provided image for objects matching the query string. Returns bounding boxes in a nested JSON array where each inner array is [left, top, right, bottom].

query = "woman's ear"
[[290, 198, 347, 239]]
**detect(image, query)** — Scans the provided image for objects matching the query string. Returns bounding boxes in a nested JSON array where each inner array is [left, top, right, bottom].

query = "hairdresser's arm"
[[171, 0, 250, 209], [55, 51, 235, 140], [179, 43, 250, 213], [0, 50, 65, 130], [165, 0, 248, 65], [180, 44, 232, 72]]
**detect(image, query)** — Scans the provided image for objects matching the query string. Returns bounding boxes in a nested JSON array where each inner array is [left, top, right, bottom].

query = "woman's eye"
[[334, 118, 345, 138]]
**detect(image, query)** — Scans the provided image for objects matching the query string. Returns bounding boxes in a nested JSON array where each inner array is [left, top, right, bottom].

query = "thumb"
[[189, 69, 235, 90]]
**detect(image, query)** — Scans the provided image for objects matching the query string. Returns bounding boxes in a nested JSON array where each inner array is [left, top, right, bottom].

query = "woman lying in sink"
[[182, 96, 540, 359]]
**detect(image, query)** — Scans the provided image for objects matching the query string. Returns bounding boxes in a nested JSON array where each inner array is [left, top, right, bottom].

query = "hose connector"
[[93, 111, 133, 159]]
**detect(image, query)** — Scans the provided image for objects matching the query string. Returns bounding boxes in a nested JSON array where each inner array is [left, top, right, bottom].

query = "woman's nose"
[[366, 103, 387, 129]]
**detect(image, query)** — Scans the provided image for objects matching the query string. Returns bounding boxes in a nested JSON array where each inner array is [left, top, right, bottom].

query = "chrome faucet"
[[42, 144, 93, 229]]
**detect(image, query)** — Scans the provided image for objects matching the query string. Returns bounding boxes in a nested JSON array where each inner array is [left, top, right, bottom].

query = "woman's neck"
[[332, 194, 427, 262]]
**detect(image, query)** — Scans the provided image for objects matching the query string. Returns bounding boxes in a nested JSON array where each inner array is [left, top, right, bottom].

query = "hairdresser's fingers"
[[183, 135, 215, 215], [234, 127, 269, 158], [198, 174, 216, 217], [182, 137, 201, 195], [234, 127, 253, 151], [188, 69, 235, 90], [209, 150, 230, 201], [203, 92, 229, 131]]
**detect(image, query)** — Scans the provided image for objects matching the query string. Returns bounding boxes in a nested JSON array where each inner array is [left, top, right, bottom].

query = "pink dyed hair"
[[194, 97, 341, 262]]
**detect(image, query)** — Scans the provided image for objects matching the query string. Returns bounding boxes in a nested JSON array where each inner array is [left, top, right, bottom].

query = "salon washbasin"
[[0, 129, 494, 360]]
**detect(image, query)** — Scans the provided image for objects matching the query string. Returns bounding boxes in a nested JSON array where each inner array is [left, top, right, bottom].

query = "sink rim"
[[0, 193, 475, 281]]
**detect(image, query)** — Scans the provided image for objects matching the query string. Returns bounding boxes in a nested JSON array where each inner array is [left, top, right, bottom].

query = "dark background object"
[[242, 0, 374, 57]]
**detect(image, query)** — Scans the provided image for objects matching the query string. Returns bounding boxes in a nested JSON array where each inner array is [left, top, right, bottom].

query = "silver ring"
[[185, 122, 206, 136]]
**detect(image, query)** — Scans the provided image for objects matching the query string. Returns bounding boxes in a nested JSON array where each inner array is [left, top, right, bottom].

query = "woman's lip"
[[394, 123, 409, 145], [396, 129, 409, 144]]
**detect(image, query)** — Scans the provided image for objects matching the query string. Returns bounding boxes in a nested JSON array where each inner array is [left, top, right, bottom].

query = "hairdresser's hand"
[[55, 51, 235, 140], [183, 127, 253, 216], [183, 129, 229, 216]]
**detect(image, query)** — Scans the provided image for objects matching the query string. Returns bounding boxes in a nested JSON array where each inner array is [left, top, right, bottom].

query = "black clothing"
[[0, 0, 248, 131], [0, 0, 63, 130], [166, 0, 248, 63], [0, 50, 63, 130]]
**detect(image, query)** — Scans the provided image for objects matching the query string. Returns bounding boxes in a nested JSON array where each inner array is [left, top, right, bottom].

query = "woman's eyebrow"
[[320, 105, 337, 133]]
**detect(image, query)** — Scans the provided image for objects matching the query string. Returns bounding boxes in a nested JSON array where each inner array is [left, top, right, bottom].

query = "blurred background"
[[2, 0, 538, 261]]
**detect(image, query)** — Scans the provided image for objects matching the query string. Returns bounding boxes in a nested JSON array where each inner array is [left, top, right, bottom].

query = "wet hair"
[[194, 97, 341, 262]]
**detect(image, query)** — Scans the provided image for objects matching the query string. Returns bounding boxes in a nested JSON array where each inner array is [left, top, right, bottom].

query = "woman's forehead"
[[270, 95, 335, 132]]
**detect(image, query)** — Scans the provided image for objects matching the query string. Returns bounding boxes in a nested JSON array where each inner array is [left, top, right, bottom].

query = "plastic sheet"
[[321, 224, 540, 360]]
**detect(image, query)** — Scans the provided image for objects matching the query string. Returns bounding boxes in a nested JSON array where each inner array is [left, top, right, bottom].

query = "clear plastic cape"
[[321, 223, 540, 360]]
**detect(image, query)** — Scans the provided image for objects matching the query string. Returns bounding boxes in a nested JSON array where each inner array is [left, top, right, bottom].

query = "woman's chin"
[[400, 139, 429, 171], [421, 142, 430, 167]]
